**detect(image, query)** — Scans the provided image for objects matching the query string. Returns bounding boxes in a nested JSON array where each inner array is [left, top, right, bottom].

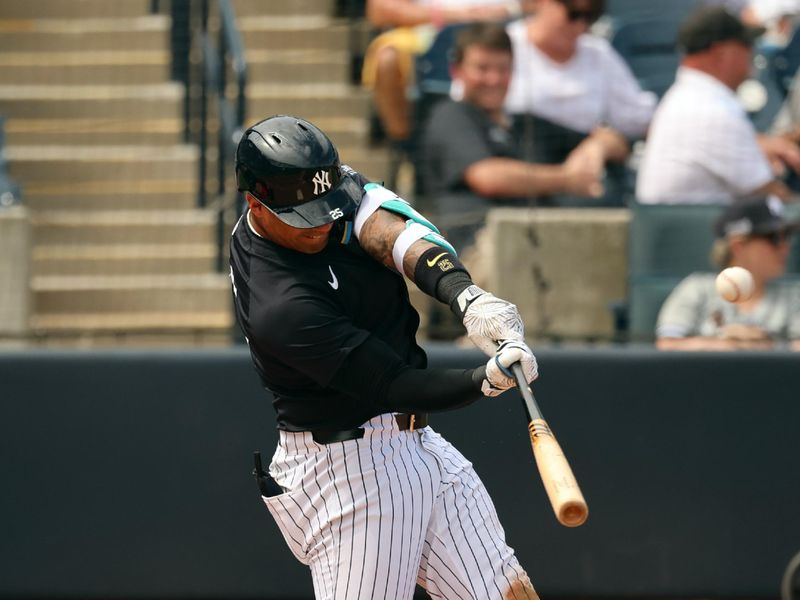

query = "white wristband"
[[392, 223, 431, 275]]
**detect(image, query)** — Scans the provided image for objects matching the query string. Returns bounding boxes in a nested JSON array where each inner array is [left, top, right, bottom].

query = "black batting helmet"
[[235, 115, 361, 228]]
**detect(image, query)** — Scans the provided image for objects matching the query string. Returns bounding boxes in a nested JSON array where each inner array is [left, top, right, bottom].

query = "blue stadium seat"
[[747, 26, 800, 131], [610, 18, 682, 98], [626, 201, 724, 340], [413, 23, 466, 99], [0, 115, 22, 207], [606, 0, 695, 23]]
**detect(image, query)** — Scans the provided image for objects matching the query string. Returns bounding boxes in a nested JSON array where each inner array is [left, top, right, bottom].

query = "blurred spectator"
[[420, 22, 602, 255], [362, 0, 525, 145], [742, 0, 800, 38], [504, 0, 656, 205], [656, 196, 800, 350], [637, 7, 800, 204]]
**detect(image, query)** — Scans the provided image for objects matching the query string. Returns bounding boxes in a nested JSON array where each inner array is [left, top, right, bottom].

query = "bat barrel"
[[515, 364, 589, 528]]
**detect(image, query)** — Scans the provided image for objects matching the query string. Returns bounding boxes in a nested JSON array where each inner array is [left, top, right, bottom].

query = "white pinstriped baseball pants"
[[263, 413, 538, 600]]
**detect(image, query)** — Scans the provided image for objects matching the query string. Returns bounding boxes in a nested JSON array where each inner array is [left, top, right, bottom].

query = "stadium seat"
[[748, 44, 792, 131], [414, 23, 465, 99], [605, 0, 695, 24], [628, 201, 723, 277], [410, 23, 467, 204], [610, 17, 682, 98], [626, 201, 725, 341], [411, 23, 466, 142], [0, 116, 21, 206]]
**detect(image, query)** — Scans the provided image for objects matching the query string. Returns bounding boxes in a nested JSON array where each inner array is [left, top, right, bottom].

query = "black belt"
[[311, 413, 429, 445]]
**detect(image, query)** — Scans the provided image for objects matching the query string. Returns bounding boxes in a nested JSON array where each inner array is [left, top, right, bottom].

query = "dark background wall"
[[0, 346, 798, 599]]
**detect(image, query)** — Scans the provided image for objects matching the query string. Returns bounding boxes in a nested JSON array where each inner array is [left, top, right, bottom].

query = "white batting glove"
[[455, 286, 525, 356], [482, 340, 539, 397]]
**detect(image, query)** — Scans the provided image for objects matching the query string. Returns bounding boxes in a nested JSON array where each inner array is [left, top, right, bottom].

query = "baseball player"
[[230, 115, 540, 599]]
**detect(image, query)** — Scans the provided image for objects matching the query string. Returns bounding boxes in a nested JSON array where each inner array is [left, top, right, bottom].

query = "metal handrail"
[[218, 0, 247, 127], [196, 0, 248, 270]]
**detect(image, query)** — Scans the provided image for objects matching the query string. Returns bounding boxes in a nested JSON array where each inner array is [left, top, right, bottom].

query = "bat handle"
[[511, 363, 543, 422]]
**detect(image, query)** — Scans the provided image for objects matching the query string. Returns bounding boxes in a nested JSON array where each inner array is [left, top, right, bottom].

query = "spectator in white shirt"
[[637, 7, 800, 204], [504, 0, 657, 204]]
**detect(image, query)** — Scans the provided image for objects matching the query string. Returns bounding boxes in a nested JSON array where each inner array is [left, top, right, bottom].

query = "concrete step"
[[32, 273, 232, 316], [0, 16, 170, 52], [32, 244, 217, 276], [312, 116, 370, 148], [247, 83, 370, 120], [239, 17, 365, 52], [25, 330, 233, 348], [0, 83, 183, 119], [0, 51, 170, 85], [338, 147, 392, 183], [0, 0, 151, 19], [247, 49, 350, 85], [22, 180, 198, 211], [6, 144, 198, 182], [31, 210, 217, 245], [233, 0, 334, 17], [6, 118, 185, 146]]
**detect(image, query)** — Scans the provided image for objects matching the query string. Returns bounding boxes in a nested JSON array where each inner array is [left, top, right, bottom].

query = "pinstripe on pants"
[[262, 414, 538, 600]]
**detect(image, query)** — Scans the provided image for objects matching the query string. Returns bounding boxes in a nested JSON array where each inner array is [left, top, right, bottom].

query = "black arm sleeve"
[[328, 335, 486, 413]]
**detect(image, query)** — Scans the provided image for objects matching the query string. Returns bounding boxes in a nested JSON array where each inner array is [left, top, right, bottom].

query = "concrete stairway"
[[0, 0, 232, 345], [234, 0, 390, 182]]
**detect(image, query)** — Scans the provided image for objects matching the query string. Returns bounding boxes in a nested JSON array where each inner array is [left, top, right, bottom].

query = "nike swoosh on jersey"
[[426, 252, 448, 267], [327, 266, 339, 290]]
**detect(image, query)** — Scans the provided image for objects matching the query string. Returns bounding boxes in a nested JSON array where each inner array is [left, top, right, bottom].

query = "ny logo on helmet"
[[312, 170, 332, 195]]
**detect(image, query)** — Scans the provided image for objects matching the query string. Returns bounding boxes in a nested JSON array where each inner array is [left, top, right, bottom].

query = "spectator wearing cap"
[[637, 6, 800, 204], [656, 197, 800, 350], [504, 0, 657, 205]]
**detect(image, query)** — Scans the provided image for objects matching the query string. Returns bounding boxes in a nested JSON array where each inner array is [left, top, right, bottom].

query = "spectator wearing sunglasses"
[[637, 7, 800, 204], [503, 0, 657, 206], [656, 197, 800, 350]]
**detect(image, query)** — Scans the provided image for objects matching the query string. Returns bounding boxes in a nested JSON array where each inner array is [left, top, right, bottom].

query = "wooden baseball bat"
[[511, 363, 588, 527]]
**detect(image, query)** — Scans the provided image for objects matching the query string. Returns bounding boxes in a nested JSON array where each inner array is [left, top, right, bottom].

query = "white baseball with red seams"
[[715, 267, 755, 303]]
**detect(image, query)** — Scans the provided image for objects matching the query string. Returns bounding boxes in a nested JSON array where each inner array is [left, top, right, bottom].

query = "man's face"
[[246, 193, 334, 254], [453, 45, 512, 113], [715, 40, 754, 89]]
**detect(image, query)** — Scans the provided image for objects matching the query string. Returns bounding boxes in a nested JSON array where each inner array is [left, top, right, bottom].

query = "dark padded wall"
[[0, 347, 798, 598]]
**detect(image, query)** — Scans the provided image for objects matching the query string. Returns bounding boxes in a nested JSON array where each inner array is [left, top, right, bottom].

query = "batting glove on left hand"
[[482, 340, 539, 397], [455, 286, 525, 357]]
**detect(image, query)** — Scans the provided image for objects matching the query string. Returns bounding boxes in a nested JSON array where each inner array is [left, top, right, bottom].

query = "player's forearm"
[[465, 158, 572, 198], [381, 366, 485, 412], [358, 206, 440, 277]]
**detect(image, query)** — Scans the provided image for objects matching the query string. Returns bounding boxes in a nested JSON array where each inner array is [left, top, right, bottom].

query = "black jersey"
[[229, 212, 427, 431]]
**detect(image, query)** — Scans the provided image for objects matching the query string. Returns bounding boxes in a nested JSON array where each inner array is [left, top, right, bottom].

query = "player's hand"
[[455, 286, 525, 356], [482, 340, 539, 397]]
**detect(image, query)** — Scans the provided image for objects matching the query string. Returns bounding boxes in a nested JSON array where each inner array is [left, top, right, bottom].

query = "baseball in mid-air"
[[715, 266, 754, 303]]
